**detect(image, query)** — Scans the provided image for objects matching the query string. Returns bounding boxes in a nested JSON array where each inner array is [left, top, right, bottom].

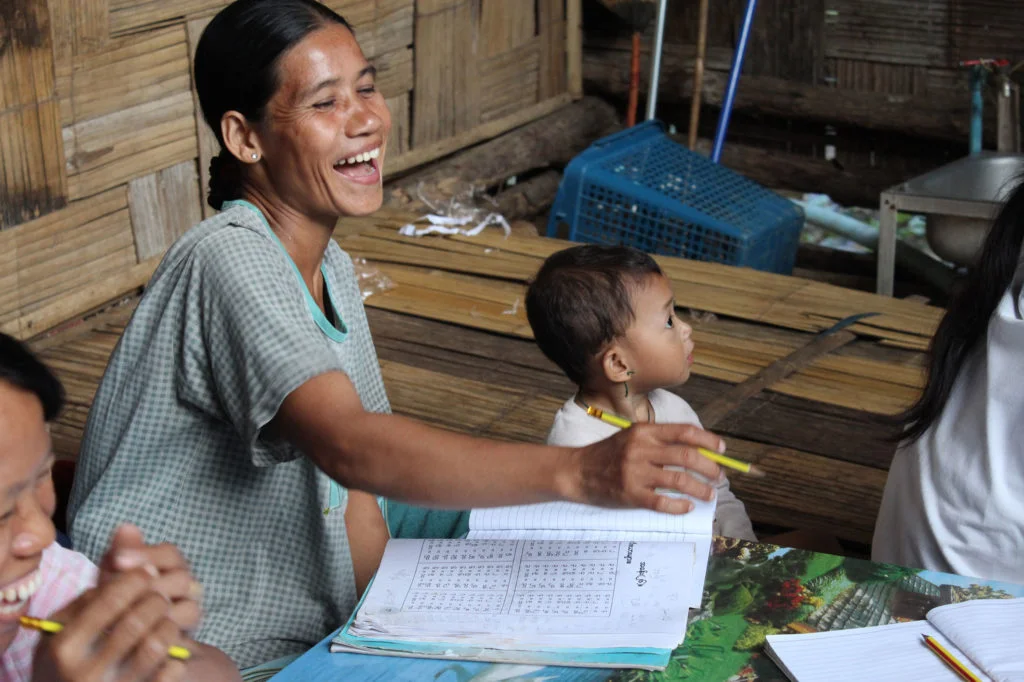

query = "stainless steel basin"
[[892, 153, 1024, 266]]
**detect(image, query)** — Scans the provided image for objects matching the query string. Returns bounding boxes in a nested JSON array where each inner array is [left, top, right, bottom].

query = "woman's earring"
[[251, 152, 259, 160]]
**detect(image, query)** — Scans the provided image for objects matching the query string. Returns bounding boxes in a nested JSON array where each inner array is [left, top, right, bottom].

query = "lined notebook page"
[[927, 598, 1024, 681], [468, 499, 716, 537], [765, 620, 990, 682]]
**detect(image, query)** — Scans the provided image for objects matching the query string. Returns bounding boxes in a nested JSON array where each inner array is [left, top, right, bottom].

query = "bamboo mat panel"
[[33, 301, 891, 542], [344, 254, 923, 415], [337, 227, 942, 351]]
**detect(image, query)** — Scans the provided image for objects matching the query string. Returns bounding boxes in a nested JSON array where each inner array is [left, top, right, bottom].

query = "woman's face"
[[259, 22, 391, 219], [0, 381, 57, 652]]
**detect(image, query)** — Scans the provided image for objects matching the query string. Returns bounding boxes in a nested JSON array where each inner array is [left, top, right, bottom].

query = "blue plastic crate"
[[547, 121, 805, 274]]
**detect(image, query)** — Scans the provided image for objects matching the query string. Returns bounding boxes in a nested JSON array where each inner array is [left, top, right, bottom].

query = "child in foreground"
[[0, 333, 240, 681], [526, 245, 756, 541]]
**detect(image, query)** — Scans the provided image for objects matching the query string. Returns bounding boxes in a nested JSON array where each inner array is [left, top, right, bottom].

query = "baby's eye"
[[666, 314, 675, 328]]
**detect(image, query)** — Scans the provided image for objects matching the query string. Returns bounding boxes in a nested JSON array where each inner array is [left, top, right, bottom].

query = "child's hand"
[[565, 423, 724, 513], [32, 569, 187, 682], [98, 524, 202, 633]]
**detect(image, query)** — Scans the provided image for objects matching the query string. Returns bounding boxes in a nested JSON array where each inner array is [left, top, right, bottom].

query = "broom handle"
[[645, 0, 668, 120], [687, 0, 710, 148], [627, 32, 641, 126]]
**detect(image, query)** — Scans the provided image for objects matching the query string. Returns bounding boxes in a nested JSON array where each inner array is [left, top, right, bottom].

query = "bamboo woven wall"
[[1, 0, 581, 339]]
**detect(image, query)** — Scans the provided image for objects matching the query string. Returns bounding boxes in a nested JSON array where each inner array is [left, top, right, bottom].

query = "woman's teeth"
[[336, 147, 380, 166], [0, 570, 40, 614]]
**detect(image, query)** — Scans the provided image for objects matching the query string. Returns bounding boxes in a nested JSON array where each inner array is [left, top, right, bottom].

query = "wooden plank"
[[109, 0, 230, 36], [186, 16, 219, 218], [479, 0, 534, 58], [128, 161, 202, 260], [479, 42, 540, 122], [584, 40, 980, 143], [349, 0, 414, 59], [384, 93, 411, 157], [74, 0, 110, 55], [2, 256, 159, 340], [386, 93, 572, 176], [364, 307, 899, 468], [59, 26, 190, 126], [0, 0, 67, 228], [823, 0, 951, 67], [537, 0, 567, 100], [949, 0, 1024, 65], [375, 47, 414, 99], [63, 91, 198, 200], [411, 0, 479, 147], [0, 185, 146, 336], [725, 439, 887, 544], [566, 0, 583, 99]]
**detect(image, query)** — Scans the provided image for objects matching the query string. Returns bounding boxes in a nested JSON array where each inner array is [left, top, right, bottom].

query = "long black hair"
[[0, 333, 64, 421], [898, 176, 1024, 443], [193, 0, 351, 210]]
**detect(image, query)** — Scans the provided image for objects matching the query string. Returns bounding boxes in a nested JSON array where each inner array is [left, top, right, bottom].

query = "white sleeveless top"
[[872, 250, 1024, 583]]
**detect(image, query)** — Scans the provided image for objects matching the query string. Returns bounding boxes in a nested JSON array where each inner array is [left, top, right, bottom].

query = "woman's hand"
[[563, 423, 726, 513], [98, 525, 202, 633], [31, 570, 188, 682]]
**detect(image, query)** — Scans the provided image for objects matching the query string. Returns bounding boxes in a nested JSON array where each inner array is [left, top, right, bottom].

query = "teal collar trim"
[[223, 199, 348, 342]]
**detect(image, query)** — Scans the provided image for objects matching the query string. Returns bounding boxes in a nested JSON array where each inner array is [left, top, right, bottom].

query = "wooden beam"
[[584, 40, 985, 144], [385, 97, 617, 208], [384, 93, 572, 178], [690, 137, 909, 209]]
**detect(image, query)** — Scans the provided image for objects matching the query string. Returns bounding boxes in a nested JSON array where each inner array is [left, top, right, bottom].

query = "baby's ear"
[[600, 344, 632, 384]]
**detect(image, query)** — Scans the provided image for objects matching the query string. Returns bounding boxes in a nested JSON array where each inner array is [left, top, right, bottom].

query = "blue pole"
[[711, 0, 758, 163], [969, 66, 984, 155]]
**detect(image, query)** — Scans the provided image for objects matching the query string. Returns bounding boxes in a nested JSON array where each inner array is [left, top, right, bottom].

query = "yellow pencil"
[[583, 405, 765, 477], [922, 634, 981, 682], [20, 616, 192, 661]]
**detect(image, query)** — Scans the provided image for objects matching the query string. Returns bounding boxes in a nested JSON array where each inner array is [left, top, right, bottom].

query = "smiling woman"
[[65, 0, 729, 672]]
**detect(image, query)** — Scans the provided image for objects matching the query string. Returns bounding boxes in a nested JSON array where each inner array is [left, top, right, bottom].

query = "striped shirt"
[[0, 543, 98, 681]]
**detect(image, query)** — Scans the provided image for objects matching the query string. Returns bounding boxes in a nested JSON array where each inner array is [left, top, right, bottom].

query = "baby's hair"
[[0, 333, 65, 421], [525, 244, 662, 386]]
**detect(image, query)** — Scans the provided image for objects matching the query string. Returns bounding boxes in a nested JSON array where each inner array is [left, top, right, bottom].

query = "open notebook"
[[467, 495, 717, 608], [330, 538, 695, 670], [764, 597, 1024, 682]]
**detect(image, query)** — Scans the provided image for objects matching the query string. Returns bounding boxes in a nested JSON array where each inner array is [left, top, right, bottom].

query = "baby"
[[525, 244, 756, 540]]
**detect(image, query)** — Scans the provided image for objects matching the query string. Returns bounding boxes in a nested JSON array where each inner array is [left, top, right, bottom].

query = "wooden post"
[[687, 0, 710, 149], [566, 0, 583, 99]]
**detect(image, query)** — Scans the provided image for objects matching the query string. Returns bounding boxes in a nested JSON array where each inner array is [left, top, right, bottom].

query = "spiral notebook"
[[764, 597, 1024, 682]]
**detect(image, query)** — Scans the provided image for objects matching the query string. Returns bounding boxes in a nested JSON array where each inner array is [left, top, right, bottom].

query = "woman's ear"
[[221, 111, 263, 164], [600, 344, 633, 385]]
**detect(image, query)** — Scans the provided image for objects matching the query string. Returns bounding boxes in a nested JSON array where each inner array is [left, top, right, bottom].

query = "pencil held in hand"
[[697, 448, 766, 478], [583, 405, 765, 477], [19, 616, 192, 661]]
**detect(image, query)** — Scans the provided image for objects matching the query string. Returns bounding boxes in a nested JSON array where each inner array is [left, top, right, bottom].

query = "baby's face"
[[0, 381, 57, 649], [621, 274, 695, 390]]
